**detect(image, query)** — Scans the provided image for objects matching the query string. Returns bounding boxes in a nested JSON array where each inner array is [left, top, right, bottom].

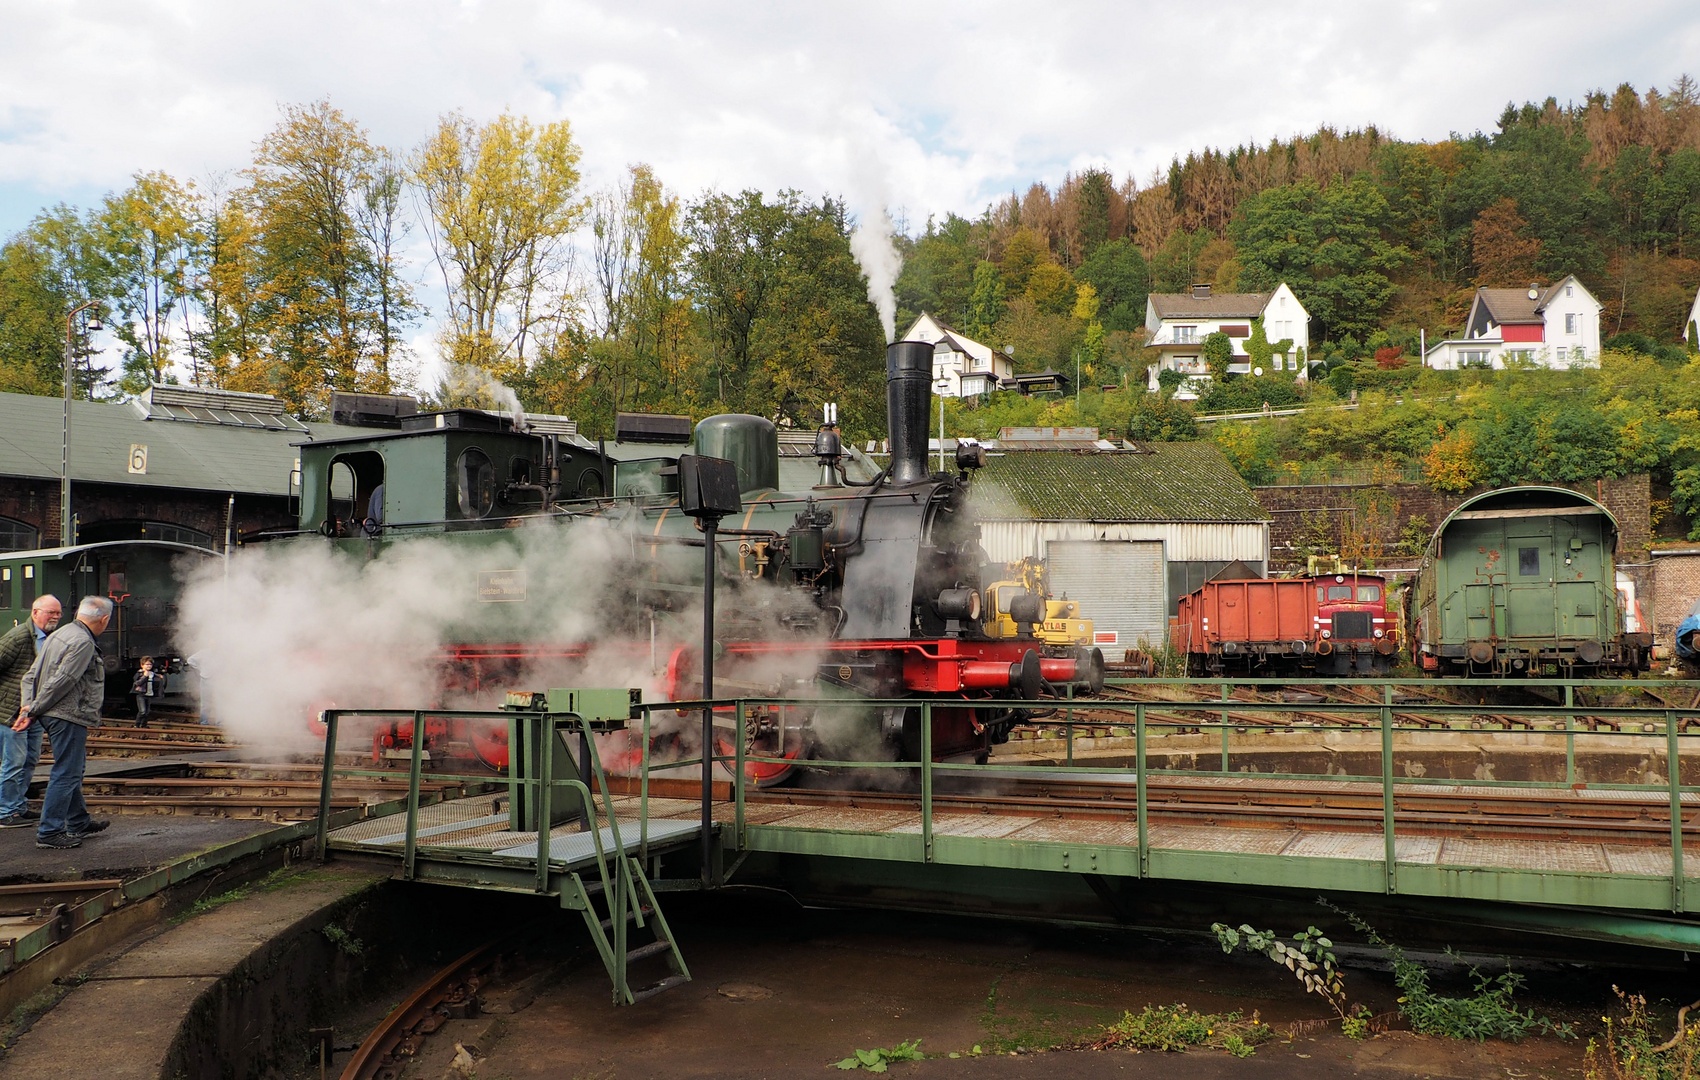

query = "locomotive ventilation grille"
[[1331, 611, 1373, 640]]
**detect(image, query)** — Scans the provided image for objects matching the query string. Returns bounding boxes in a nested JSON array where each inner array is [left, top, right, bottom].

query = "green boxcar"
[[1413, 486, 1651, 675], [0, 540, 217, 705]]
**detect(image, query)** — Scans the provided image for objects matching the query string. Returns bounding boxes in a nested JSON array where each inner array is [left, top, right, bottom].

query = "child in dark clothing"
[[131, 657, 164, 729]]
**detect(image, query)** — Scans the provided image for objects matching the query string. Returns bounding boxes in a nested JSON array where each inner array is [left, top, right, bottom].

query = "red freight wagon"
[[1172, 572, 1398, 676]]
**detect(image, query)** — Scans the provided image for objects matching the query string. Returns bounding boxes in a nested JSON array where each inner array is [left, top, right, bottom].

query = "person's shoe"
[[35, 832, 80, 849], [70, 819, 110, 838], [0, 813, 30, 829], [19, 808, 39, 821]]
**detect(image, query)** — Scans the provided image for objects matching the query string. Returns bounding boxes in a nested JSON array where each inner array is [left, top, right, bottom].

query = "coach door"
[[1503, 518, 1557, 642]]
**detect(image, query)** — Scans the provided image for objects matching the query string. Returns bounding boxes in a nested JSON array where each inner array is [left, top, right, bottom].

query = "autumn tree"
[[244, 101, 413, 409], [568, 164, 691, 418], [964, 261, 1005, 339], [97, 172, 199, 391], [1471, 196, 1543, 285], [0, 207, 109, 397], [183, 180, 263, 390], [414, 111, 585, 379], [1231, 176, 1408, 341], [684, 190, 884, 433]]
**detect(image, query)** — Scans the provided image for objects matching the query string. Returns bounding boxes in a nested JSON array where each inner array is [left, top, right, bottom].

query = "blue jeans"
[[37, 717, 89, 838], [0, 720, 42, 817]]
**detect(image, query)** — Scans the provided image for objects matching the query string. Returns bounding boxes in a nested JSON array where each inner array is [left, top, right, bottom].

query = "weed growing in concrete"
[[1325, 902, 1572, 1041], [321, 923, 364, 956], [1212, 922, 1351, 1020], [1584, 986, 1700, 1079], [1089, 1005, 1271, 1056], [833, 1040, 924, 1072]]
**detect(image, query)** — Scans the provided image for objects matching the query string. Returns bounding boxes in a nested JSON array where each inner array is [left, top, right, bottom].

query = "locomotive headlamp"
[[1374, 629, 1384, 639], [954, 440, 987, 471], [935, 588, 981, 622], [1321, 629, 1332, 639]]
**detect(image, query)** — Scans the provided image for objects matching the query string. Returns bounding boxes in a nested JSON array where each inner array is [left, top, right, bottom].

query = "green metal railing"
[[678, 678, 1700, 914], [308, 678, 1700, 916]]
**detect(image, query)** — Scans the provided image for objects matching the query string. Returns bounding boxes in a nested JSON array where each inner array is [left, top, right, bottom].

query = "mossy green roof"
[[966, 443, 1267, 523]]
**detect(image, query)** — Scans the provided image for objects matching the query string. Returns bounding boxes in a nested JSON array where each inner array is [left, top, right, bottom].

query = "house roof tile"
[[1148, 291, 1274, 319]]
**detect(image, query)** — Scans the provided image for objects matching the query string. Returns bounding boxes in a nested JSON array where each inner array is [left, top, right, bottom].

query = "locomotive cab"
[[295, 411, 608, 536]]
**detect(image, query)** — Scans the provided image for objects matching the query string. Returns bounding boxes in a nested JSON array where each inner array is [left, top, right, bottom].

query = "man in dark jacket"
[[15, 596, 112, 848], [0, 595, 62, 828]]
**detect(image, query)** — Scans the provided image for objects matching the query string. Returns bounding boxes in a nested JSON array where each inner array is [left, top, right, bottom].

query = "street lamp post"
[[934, 375, 951, 473], [62, 300, 100, 546]]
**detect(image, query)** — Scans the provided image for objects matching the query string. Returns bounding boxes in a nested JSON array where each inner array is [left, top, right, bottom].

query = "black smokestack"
[[886, 341, 933, 485]]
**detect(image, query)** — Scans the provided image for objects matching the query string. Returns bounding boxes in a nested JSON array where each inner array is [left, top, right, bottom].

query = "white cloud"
[[2, 0, 1694, 239], [2, 0, 1696, 387]]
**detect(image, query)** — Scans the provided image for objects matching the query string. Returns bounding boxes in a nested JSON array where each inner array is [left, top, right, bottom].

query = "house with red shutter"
[[1424, 277, 1602, 369]]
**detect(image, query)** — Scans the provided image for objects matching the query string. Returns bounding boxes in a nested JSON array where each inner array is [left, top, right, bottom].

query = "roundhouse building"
[[0, 385, 385, 551]]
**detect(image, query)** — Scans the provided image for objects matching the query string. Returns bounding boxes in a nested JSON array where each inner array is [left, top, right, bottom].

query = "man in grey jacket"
[[14, 595, 113, 849], [0, 595, 62, 828]]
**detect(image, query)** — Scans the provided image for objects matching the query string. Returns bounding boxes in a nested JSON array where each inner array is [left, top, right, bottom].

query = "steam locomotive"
[[272, 342, 1101, 782]]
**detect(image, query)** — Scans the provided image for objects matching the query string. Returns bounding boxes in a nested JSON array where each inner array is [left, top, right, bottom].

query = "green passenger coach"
[[1412, 486, 1651, 675], [0, 540, 216, 704]]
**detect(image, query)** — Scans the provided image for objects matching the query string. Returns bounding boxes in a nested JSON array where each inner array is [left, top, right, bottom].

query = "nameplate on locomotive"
[[477, 569, 527, 603]]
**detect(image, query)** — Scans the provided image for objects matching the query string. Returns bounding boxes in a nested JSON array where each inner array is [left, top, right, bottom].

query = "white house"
[[1143, 283, 1310, 395], [900, 313, 1017, 398], [1424, 276, 1602, 370], [1684, 284, 1700, 349]]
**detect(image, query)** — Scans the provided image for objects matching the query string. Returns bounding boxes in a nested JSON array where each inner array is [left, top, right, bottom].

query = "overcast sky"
[[2, 1, 1696, 387], [4, 0, 1698, 242]]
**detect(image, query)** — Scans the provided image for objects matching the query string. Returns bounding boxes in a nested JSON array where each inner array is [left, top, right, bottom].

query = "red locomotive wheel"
[[469, 721, 509, 770], [712, 731, 800, 788]]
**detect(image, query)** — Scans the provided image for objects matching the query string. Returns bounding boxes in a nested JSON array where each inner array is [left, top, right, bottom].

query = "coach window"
[[0, 517, 38, 553], [21, 564, 35, 606], [456, 448, 496, 518], [0, 567, 10, 609], [1518, 547, 1540, 576]]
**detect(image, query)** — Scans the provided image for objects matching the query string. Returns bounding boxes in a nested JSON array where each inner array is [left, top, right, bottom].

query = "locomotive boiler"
[[275, 342, 1102, 782]]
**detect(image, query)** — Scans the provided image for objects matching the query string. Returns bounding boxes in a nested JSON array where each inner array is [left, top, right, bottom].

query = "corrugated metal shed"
[[0, 391, 360, 496], [966, 444, 1269, 571], [967, 443, 1268, 524]]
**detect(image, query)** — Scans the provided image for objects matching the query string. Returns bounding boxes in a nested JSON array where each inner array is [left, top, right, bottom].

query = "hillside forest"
[[4, 83, 1700, 531]]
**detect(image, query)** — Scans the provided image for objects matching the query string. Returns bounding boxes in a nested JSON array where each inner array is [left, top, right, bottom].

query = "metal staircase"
[[522, 690, 693, 1005]]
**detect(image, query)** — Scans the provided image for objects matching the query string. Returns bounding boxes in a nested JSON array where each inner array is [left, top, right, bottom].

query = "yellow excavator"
[[981, 557, 1094, 646]]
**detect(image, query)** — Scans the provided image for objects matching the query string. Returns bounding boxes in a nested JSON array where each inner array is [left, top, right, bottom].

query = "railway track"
[[741, 774, 1699, 844], [79, 763, 490, 820], [1040, 680, 1697, 735]]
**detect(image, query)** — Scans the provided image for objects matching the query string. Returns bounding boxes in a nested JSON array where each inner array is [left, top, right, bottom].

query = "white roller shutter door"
[[1047, 540, 1167, 651]]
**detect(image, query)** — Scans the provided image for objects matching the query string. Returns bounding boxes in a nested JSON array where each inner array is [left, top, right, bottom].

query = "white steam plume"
[[436, 362, 527, 430], [175, 522, 835, 769], [850, 207, 903, 344]]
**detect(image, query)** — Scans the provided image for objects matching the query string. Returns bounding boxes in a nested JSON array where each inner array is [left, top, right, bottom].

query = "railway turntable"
[[312, 676, 1700, 1007]]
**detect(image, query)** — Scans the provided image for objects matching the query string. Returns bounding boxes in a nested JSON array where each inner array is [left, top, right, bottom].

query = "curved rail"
[[340, 938, 502, 1080]]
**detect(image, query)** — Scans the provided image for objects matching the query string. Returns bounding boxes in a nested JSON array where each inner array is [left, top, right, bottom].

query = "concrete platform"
[[0, 866, 382, 1080], [0, 814, 275, 884]]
